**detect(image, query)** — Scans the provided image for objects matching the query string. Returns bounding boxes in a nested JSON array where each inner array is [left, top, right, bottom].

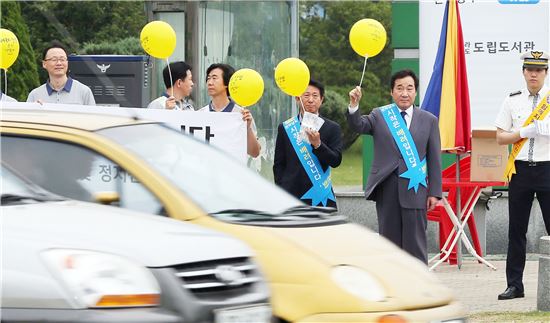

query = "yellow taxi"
[[1, 109, 465, 323]]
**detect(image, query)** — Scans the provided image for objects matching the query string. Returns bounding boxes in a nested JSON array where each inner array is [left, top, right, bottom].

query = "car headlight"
[[42, 249, 160, 308], [331, 265, 386, 302]]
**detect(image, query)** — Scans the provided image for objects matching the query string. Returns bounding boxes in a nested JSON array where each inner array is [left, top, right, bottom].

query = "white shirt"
[[348, 104, 413, 129], [495, 85, 550, 162], [147, 94, 194, 111], [1, 92, 17, 102]]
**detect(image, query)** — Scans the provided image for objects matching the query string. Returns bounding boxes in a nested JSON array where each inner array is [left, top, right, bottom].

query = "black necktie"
[[400, 111, 407, 127]]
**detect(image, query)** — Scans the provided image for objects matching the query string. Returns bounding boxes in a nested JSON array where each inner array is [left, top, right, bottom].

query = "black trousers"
[[375, 172, 428, 264], [506, 161, 550, 292]]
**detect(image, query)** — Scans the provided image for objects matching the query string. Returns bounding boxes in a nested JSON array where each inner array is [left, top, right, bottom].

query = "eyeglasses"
[[44, 57, 68, 63]]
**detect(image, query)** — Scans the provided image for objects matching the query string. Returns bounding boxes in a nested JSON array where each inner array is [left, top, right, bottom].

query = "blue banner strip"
[[283, 116, 335, 206], [380, 104, 427, 193]]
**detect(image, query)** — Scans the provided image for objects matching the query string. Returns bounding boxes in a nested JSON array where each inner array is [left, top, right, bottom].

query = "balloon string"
[[299, 96, 305, 116], [166, 58, 174, 98], [3, 69, 7, 96], [358, 55, 369, 88]]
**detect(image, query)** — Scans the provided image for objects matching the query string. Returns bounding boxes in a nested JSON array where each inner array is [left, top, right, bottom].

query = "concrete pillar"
[[537, 236, 550, 311]]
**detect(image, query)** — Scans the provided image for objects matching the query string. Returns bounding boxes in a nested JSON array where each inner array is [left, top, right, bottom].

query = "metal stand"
[[429, 188, 497, 271]]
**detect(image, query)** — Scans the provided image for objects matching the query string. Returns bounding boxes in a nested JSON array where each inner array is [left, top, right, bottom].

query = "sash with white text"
[[504, 90, 550, 181], [380, 104, 427, 193], [283, 116, 335, 206]]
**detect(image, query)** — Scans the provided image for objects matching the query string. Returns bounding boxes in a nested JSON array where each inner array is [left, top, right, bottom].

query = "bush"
[[81, 37, 144, 55]]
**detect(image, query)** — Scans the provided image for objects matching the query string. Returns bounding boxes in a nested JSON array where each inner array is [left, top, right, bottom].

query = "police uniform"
[[495, 51, 550, 300]]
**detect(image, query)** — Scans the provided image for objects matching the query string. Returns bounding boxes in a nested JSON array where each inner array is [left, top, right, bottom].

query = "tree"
[[0, 1, 40, 101], [300, 1, 393, 148], [18, 1, 146, 80]]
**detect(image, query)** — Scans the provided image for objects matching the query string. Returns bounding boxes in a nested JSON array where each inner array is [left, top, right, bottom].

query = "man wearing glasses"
[[147, 61, 194, 111], [27, 41, 95, 105]]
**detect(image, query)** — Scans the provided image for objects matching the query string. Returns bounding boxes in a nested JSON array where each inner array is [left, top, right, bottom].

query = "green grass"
[[332, 139, 363, 186], [469, 311, 550, 322]]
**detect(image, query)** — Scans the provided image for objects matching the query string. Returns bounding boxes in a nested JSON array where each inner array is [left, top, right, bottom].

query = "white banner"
[[1, 102, 247, 163], [420, 0, 550, 128]]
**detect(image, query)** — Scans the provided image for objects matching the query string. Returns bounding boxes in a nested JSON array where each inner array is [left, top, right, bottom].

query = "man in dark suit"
[[347, 69, 442, 263], [274, 79, 343, 208]]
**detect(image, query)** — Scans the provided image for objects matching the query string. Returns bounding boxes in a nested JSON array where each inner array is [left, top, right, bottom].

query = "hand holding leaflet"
[[300, 112, 324, 144]]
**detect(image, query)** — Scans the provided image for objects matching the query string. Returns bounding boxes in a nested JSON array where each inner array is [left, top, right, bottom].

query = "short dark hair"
[[42, 40, 69, 60], [390, 69, 419, 90], [308, 79, 325, 99], [522, 66, 548, 72], [206, 63, 235, 96], [163, 61, 192, 89]]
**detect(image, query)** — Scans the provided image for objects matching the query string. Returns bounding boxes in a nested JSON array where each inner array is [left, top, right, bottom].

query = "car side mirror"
[[94, 191, 120, 205]]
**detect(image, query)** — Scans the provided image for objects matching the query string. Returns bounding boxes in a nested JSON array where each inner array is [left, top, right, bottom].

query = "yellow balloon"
[[229, 68, 264, 107], [0, 28, 20, 70], [140, 21, 176, 59], [349, 19, 387, 58], [274, 57, 310, 97]]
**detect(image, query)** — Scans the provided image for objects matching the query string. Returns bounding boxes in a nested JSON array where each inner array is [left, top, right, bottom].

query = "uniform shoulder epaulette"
[[509, 90, 522, 97]]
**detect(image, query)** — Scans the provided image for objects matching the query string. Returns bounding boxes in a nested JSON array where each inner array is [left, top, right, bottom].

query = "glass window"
[[1, 136, 162, 215], [1, 166, 38, 197], [188, 1, 297, 178], [99, 124, 302, 215]]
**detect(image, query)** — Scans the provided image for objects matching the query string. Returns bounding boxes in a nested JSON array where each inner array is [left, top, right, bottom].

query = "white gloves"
[[519, 123, 537, 139]]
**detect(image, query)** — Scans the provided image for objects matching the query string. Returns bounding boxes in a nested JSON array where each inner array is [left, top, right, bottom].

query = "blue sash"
[[380, 104, 427, 193], [283, 116, 335, 206]]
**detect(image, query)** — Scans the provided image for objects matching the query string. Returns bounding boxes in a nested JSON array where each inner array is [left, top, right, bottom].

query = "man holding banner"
[[273, 79, 342, 209], [495, 51, 550, 301], [347, 70, 442, 263], [199, 63, 261, 158], [147, 61, 195, 111]]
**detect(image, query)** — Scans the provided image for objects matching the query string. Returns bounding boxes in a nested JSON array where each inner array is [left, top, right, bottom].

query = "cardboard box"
[[470, 129, 509, 182]]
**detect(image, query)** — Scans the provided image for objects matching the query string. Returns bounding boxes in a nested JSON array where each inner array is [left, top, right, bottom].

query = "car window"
[[1, 136, 162, 215], [99, 124, 303, 215], [1, 166, 37, 197]]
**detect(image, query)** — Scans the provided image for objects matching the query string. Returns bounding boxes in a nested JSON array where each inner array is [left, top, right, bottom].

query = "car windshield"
[[99, 124, 304, 216], [1, 165, 60, 205]]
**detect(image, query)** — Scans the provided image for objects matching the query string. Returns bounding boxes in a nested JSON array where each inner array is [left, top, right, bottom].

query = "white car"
[[1, 165, 271, 323]]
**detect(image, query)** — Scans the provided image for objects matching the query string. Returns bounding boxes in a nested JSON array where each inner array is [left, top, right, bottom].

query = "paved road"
[[432, 258, 539, 314]]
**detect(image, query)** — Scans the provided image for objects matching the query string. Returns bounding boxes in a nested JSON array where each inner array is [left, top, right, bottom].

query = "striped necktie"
[[400, 111, 407, 128], [527, 93, 539, 163]]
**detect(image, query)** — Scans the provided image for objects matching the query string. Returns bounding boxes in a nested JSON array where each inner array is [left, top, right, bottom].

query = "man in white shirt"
[[27, 41, 95, 105], [147, 61, 194, 111], [199, 63, 260, 158], [495, 50, 550, 300]]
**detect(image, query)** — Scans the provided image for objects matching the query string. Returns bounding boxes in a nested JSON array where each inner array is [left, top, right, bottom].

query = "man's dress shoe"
[[498, 286, 525, 300]]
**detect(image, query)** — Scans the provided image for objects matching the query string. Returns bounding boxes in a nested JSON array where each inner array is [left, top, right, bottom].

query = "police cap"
[[521, 51, 549, 68]]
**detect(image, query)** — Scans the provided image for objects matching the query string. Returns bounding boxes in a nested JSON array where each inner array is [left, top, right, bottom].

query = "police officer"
[[495, 51, 550, 300]]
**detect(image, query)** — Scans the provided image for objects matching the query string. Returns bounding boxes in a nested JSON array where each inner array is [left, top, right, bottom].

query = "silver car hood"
[[2, 200, 251, 267]]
